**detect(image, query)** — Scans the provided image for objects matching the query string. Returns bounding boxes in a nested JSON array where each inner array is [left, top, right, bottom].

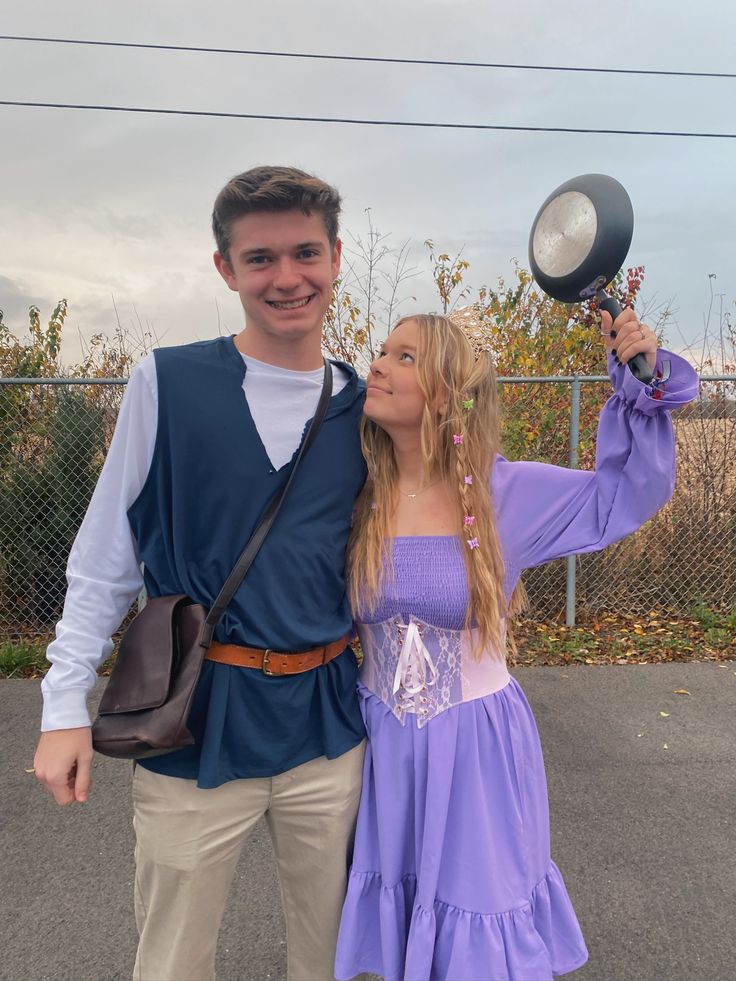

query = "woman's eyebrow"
[[384, 342, 417, 352]]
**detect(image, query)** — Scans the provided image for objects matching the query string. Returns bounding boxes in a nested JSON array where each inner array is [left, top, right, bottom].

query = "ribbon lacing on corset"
[[392, 621, 439, 716]]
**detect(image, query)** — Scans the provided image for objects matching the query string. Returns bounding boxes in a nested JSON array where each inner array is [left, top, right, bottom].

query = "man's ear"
[[213, 251, 237, 291], [331, 238, 342, 280]]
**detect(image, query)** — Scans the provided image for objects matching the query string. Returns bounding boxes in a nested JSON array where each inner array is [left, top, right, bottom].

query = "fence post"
[[566, 376, 582, 626]]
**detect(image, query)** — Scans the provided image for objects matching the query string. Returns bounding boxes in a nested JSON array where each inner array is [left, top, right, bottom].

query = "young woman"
[[335, 311, 698, 981]]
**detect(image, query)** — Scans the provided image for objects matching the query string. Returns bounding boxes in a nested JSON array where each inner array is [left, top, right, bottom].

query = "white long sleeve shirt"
[[40, 350, 350, 731]]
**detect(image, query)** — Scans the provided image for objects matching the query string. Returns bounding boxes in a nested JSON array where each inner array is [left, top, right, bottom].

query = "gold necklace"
[[398, 479, 441, 500]]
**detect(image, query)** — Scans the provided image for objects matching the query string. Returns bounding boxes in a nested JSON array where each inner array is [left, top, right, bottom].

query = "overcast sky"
[[1, 0, 734, 369]]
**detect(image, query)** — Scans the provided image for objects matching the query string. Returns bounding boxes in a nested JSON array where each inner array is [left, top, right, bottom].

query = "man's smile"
[[266, 295, 316, 310]]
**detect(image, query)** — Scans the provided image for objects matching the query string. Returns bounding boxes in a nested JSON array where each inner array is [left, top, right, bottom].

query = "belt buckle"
[[262, 649, 274, 676]]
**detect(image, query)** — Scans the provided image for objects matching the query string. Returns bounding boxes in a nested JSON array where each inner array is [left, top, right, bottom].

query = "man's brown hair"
[[212, 165, 342, 260]]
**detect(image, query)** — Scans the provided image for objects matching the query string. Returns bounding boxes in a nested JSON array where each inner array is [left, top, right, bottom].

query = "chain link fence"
[[0, 379, 126, 637], [1, 374, 734, 640], [496, 372, 736, 623]]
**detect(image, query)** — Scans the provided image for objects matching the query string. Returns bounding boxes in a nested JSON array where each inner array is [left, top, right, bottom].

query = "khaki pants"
[[131, 742, 365, 981]]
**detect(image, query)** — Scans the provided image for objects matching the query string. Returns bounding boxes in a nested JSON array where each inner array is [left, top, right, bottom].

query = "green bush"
[[0, 388, 106, 625]]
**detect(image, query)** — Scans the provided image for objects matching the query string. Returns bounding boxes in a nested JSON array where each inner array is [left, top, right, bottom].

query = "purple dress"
[[335, 353, 699, 981]]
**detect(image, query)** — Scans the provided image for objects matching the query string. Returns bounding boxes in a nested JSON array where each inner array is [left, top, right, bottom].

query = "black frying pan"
[[528, 173, 653, 383]]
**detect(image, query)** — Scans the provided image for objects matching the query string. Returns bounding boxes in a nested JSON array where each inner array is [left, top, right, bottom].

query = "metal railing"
[[1, 373, 734, 638]]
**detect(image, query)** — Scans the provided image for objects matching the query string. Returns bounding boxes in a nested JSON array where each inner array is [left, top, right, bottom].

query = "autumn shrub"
[[0, 302, 136, 631]]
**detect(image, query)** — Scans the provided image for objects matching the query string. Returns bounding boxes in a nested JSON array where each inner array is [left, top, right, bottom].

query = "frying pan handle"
[[626, 352, 654, 384], [597, 294, 622, 321], [598, 293, 655, 384]]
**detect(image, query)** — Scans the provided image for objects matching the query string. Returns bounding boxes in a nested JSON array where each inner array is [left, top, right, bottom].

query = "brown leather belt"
[[204, 633, 351, 676]]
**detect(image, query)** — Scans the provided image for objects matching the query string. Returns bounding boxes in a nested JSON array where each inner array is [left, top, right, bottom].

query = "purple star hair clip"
[[453, 434, 464, 445], [464, 475, 473, 485], [464, 515, 476, 527], [467, 537, 480, 550]]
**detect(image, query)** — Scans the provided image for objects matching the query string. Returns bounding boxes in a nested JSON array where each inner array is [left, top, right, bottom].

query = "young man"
[[33, 166, 368, 981]]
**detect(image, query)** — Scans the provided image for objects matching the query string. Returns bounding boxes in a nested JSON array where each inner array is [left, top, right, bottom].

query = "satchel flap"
[[98, 595, 200, 715]]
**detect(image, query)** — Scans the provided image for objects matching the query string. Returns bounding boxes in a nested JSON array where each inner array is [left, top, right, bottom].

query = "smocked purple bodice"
[[361, 535, 512, 630]]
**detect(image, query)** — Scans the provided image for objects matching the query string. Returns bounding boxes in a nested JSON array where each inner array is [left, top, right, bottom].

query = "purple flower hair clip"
[[464, 515, 476, 527]]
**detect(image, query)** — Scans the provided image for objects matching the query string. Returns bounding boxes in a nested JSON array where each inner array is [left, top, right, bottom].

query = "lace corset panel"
[[357, 615, 510, 727]]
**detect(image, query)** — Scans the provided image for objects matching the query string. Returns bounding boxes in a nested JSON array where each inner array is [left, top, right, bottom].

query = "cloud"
[[0, 275, 58, 329], [0, 0, 734, 364]]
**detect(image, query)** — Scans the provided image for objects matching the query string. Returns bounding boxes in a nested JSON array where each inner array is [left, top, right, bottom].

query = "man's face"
[[214, 209, 341, 345]]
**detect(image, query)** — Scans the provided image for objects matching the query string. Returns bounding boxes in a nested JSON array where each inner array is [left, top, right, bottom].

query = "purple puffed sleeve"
[[493, 349, 699, 571]]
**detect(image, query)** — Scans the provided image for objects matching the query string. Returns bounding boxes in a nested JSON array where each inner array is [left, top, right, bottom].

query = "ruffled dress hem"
[[335, 860, 588, 981]]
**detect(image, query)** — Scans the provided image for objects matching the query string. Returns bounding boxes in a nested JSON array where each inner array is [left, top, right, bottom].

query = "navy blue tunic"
[[127, 335, 367, 786]]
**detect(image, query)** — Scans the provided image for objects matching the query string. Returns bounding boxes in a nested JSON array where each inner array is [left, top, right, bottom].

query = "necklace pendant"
[[407, 492, 417, 500]]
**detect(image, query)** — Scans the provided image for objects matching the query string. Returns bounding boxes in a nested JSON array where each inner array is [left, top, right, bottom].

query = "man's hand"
[[34, 727, 94, 806]]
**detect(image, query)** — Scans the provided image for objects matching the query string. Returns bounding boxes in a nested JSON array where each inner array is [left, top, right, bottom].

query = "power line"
[[1, 34, 734, 80], [1, 100, 734, 139]]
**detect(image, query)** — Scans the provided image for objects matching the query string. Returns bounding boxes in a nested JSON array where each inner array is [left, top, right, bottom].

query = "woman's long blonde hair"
[[348, 313, 526, 658]]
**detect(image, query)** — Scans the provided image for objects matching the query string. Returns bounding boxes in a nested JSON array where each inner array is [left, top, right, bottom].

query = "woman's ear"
[[434, 384, 449, 417]]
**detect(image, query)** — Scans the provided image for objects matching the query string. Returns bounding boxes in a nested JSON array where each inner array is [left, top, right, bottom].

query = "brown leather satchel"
[[91, 361, 333, 759]]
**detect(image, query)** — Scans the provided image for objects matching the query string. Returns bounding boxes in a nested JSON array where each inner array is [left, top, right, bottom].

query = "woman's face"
[[364, 319, 426, 433]]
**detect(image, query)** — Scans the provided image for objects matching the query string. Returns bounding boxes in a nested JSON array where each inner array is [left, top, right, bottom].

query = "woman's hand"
[[600, 309, 658, 372]]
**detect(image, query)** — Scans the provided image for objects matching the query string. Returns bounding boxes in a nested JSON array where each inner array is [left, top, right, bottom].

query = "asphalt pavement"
[[1, 663, 734, 981]]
